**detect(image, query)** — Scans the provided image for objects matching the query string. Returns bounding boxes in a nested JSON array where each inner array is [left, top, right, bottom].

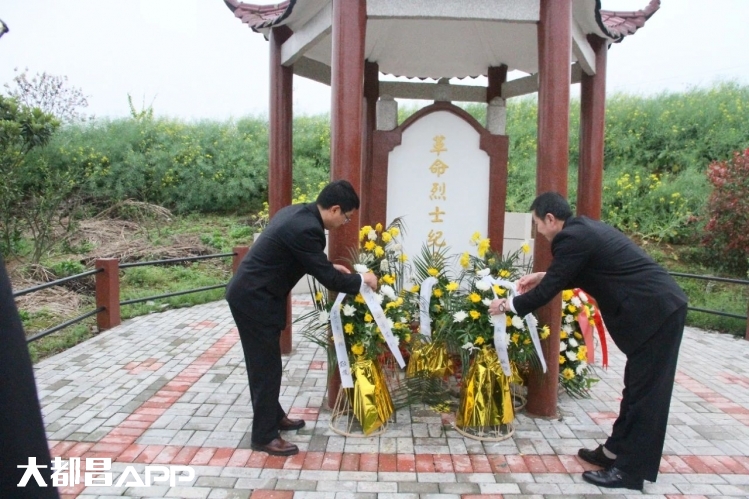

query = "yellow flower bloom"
[[344, 323, 354, 334], [499, 269, 510, 278], [577, 345, 588, 361], [399, 253, 408, 262], [374, 246, 385, 258], [363, 240, 375, 251], [382, 274, 395, 285], [355, 294, 365, 304], [433, 288, 443, 298], [573, 332, 583, 339], [314, 291, 323, 302], [404, 333, 411, 343], [388, 227, 400, 237], [492, 285, 506, 296], [427, 267, 439, 276], [567, 305, 577, 314], [559, 355, 566, 365], [375, 223, 383, 232], [523, 338, 531, 345], [474, 336, 485, 345], [433, 304, 442, 312], [469, 310, 481, 320], [521, 242, 531, 254], [359, 225, 373, 241], [560, 331, 568, 339], [470, 231, 481, 244], [477, 238, 490, 258], [468, 292, 481, 303], [540, 325, 550, 340], [364, 313, 373, 323], [562, 290, 574, 301], [562, 368, 575, 380], [511, 333, 520, 345], [395, 297, 403, 306], [351, 343, 364, 356], [381, 232, 392, 243], [506, 315, 512, 327], [445, 282, 459, 292], [410, 284, 420, 293], [459, 252, 470, 268]]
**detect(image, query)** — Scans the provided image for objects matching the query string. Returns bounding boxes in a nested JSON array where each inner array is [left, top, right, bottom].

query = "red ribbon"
[[574, 289, 608, 368]]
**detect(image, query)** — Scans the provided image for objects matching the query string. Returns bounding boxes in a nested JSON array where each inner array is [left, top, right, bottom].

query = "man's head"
[[529, 192, 572, 241], [316, 180, 360, 230]]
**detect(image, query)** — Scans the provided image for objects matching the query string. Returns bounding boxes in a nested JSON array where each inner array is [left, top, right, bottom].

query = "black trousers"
[[606, 304, 687, 482], [229, 304, 288, 445]]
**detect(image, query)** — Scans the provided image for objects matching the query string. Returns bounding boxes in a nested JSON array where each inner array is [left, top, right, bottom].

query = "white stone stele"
[[386, 109, 490, 276]]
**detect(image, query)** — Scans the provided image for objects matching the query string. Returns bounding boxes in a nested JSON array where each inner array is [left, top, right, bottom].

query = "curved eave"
[[596, 0, 660, 43], [223, 0, 296, 33]]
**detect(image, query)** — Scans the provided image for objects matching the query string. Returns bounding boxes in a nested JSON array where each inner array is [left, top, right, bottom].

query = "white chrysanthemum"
[[576, 364, 587, 375], [475, 280, 491, 291], [380, 284, 396, 300], [342, 304, 356, 317], [462, 341, 475, 351], [353, 264, 368, 274], [400, 317, 408, 323], [453, 311, 468, 322], [387, 318, 395, 329], [380, 259, 390, 272], [564, 314, 574, 323], [562, 324, 574, 334], [571, 296, 582, 307], [559, 341, 567, 351], [373, 293, 384, 305], [390, 243, 401, 252], [568, 337, 579, 348], [477, 268, 491, 277], [511, 315, 525, 330], [482, 298, 493, 307], [367, 230, 377, 240], [318, 311, 329, 324], [566, 350, 577, 361], [578, 291, 589, 302]]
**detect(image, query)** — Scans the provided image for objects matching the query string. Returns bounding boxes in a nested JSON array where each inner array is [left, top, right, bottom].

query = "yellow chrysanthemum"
[[351, 343, 364, 356], [492, 285, 506, 296], [477, 238, 491, 258], [388, 227, 400, 237], [559, 355, 566, 365], [410, 284, 420, 293], [445, 282, 459, 292], [459, 252, 470, 268], [433, 304, 442, 312], [511, 333, 520, 345], [499, 269, 510, 278], [399, 253, 408, 263], [474, 336, 485, 345], [314, 291, 323, 302], [354, 294, 365, 304], [427, 267, 439, 276], [395, 297, 403, 306], [433, 288, 443, 298], [567, 305, 577, 314], [470, 231, 481, 244], [521, 242, 531, 254], [562, 290, 574, 301], [540, 325, 551, 340], [375, 223, 383, 233], [382, 274, 395, 285], [374, 246, 385, 258], [506, 315, 512, 327], [574, 332, 583, 339], [562, 368, 575, 380], [359, 225, 372, 241], [523, 338, 531, 345], [364, 313, 373, 323], [469, 310, 481, 320], [560, 331, 568, 339], [381, 232, 392, 243], [468, 292, 481, 303], [577, 345, 588, 361], [386, 302, 397, 310], [344, 323, 354, 334], [364, 240, 376, 251]]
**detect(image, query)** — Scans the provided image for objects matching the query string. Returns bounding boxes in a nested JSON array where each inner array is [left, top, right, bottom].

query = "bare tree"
[[4, 68, 90, 123]]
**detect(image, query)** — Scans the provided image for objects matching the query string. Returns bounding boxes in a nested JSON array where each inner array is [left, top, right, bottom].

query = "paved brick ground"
[[33, 298, 749, 498]]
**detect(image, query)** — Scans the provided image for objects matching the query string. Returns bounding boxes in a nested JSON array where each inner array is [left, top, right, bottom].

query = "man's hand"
[[516, 272, 545, 294], [361, 272, 378, 290], [489, 298, 509, 316], [333, 263, 351, 274]]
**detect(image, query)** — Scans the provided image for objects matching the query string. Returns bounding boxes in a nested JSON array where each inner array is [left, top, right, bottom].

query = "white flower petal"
[[482, 298, 493, 307], [559, 342, 567, 351], [453, 311, 468, 323], [568, 337, 579, 348], [353, 264, 368, 274], [367, 230, 377, 240], [475, 280, 491, 291], [571, 296, 582, 307], [318, 311, 329, 324], [511, 315, 525, 330], [380, 259, 390, 272], [566, 351, 577, 361], [477, 268, 491, 277], [342, 304, 357, 317]]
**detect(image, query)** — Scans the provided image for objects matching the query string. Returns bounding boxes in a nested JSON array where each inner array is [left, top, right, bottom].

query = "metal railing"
[[13, 249, 248, 343]]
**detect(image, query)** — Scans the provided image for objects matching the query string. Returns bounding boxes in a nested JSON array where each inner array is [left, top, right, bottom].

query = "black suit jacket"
[[226, 203, 362, 329], [513, 217, 687, 355]]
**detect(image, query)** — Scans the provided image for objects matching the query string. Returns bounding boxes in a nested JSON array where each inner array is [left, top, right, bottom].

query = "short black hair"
[[529, 192, 572, 221], [316, 180, 360, 212]]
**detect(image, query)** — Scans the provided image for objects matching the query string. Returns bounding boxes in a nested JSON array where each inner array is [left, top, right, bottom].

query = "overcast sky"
[[1, 0, 747, 121]]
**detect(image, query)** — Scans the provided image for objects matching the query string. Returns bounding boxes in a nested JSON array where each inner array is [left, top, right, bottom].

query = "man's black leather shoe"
[[578, 445, 615, 468], [582, 467, 644, 490], [278, 416, 305, 431], [250, 436, 299, 456]]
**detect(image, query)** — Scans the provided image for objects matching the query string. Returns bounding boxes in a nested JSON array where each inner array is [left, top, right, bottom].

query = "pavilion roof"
[[224, 0, 660, 80]]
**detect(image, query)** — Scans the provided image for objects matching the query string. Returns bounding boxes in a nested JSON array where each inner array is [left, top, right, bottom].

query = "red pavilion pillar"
[[526, 0, 571, 418], [269, 25, 294, 354], [577, 35, 608, 220], [360, 60, 379, 226], [327, 0, 367, 407]]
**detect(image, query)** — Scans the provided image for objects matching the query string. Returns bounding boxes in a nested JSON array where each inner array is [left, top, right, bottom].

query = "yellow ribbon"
[[346, 358, 394, 435], [456, 346, 515, 427]]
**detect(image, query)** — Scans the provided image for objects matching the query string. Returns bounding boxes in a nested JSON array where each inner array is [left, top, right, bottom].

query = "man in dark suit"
[[490, 192, 687, 490], [1, 254, 59, 498], [226, 180, 377, 456]]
